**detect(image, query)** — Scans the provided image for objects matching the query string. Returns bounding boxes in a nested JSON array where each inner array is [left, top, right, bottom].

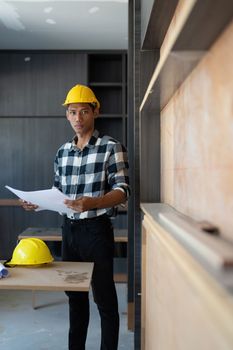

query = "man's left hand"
[[64, 197, 98, 213]]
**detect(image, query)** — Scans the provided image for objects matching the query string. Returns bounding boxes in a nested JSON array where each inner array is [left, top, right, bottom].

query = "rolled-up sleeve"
[[53, 153, 61, 190], [107, 142, 130, 198]]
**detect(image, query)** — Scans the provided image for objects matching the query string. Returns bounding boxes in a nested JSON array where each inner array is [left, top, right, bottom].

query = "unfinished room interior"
[[0, 0, 233, 349]]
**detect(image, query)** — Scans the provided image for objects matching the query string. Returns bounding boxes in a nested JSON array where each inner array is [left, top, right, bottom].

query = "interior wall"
[[161, 21, 233, 241], [0, 51, 87, 259], [0, 51, 127, 259]]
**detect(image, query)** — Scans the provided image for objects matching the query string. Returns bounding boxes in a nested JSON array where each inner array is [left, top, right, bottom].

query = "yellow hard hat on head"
[[6, 238, 54, 266], [63, 84, 100, 109]]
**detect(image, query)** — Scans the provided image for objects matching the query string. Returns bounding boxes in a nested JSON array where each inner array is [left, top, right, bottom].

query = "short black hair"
[[89, 103, 97, 111]]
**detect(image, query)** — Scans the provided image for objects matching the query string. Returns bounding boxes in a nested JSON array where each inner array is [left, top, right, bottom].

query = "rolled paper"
[[0, 263, 9, 278]]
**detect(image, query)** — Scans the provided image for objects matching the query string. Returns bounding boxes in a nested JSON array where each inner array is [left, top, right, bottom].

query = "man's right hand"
[[20, 199, 39, 211]]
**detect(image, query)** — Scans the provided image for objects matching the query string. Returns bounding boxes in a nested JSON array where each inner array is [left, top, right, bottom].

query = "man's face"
[[66, 103, 98, 136]]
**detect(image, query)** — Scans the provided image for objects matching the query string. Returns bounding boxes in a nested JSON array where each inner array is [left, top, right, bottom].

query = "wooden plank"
[[140, 0, 196, 111], [174, 0, 233, 50], [114, 273, 127, 283], [18, 227, 128, 243], [142, 215, 233, 349], [141, 203, 233, 289], [0, 199, 21, 206], [141, 0, 179, 49], [159, 212, 233, 269], [141, 222, 147, 350], [0, 261, 93, 292], [18, 227, 62, 241], [140, 0, 233, 112], [113, 229, 128, 242]]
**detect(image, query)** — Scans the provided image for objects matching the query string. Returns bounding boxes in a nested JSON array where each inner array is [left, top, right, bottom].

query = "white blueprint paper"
[[5, 185, 74, 215]]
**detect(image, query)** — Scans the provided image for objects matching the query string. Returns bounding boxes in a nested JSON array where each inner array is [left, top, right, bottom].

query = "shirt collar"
[[70, 129, 99, 151]]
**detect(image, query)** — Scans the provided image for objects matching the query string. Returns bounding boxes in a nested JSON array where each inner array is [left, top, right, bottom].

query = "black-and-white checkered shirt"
[[53, 129, 130, 219]]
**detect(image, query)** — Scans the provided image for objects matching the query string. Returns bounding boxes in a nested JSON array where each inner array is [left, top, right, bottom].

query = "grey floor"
[[0, 283, 134, 350]]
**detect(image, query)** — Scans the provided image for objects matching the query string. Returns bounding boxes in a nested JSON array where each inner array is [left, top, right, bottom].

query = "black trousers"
[[62, 215, 119, 350]]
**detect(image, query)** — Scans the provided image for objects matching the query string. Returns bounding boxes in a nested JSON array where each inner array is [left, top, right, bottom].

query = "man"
[[22, 84, 130, 350]]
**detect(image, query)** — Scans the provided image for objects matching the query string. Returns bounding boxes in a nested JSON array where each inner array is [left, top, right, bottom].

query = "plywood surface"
[[0, 261, 93, 292], [141, 214, 233, 350], [161, 21, 233, 241]]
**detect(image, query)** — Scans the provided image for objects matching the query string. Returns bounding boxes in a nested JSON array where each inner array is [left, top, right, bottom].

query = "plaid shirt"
[[54, 129, 130, 219]]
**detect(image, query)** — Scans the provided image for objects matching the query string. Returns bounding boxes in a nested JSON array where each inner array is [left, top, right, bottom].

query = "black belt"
[[65, 214, 108, 224]]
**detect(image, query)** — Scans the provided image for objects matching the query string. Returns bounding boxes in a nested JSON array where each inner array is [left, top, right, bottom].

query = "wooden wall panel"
[[142, 215, 233, 350], [161, 21, 233, 241]]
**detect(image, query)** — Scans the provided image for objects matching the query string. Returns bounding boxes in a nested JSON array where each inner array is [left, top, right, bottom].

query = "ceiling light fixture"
[[44, 7, 53, 14], [46, 18, 56, 25], [0, 1, 25, 31], [89, 6, 99, 14]]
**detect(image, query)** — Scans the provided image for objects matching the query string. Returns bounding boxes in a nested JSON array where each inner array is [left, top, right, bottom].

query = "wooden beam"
[[141, 0, 178, 49], [0, 199, 21, 206]]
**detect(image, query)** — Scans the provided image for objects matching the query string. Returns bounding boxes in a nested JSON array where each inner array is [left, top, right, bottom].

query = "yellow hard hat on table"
[[5, 238, 54, 266]]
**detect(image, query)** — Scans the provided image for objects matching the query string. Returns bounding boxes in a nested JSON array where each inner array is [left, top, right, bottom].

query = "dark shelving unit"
[[88, 52, 127, 146], [88, 52, 128, 283]]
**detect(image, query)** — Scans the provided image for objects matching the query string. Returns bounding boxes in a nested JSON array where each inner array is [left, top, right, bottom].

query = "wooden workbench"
[[17, 226, 128, 283], [0, 261, 93, 292]]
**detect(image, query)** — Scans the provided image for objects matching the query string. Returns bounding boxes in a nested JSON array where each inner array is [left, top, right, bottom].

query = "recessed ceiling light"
[[46, 18, 56, 25], [89, 6, 99, 14], [44, 7, 53, 14], [24, 56, 31, 62], [0, 1, 25, 31]]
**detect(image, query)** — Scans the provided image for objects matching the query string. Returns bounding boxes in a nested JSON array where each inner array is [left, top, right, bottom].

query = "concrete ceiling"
[[0, 0, 128, 50]]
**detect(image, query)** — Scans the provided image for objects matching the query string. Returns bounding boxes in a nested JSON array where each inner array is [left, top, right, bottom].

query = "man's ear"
[[66, 109, 69, 120], [94, 108, 99, 119]]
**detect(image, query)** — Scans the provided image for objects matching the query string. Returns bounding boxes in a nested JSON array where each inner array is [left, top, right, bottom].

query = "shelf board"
[[173, 0, 233, 50], [89, 82, 123, 87], [113, 273, 127, 283], [114, 229, 128, 243], [117, 206, 127, 213], [0, 115, 66, 119], [140, 203, 233, 291], [140, 0, 233, 112], [0, 199, 21, 206], [140, 0, 196, 111], [142, 50, 205, 113], [141, 0, 178, 49], [98, 114, 125, 119]]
